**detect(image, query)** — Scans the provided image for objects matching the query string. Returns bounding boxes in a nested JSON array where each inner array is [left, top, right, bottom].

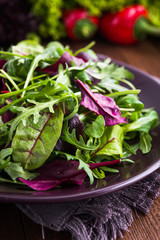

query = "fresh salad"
[[0, 40, 159, 191]]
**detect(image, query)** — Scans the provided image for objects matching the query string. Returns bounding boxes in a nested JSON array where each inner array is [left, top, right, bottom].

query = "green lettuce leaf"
[[91, 125, 124, 158]]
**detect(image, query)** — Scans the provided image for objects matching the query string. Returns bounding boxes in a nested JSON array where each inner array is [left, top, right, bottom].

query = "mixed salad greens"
[[0, 40, 159, 191]]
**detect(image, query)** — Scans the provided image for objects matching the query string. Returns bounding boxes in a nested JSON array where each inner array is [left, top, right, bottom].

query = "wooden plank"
[[116, 40, 160, 76], [20, 210, 71, 240], [0, 203, 26, 240], [118, 195, 160, 240]]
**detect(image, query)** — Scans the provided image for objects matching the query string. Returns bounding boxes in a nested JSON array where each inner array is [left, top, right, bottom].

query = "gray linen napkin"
[[17, 169, 160, 240]]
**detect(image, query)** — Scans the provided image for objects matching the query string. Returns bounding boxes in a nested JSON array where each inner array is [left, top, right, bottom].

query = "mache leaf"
[[139, 132, 152, 154]]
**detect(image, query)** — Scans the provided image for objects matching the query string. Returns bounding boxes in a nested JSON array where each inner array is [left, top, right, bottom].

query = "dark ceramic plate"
[[0, 57, 160, 203]]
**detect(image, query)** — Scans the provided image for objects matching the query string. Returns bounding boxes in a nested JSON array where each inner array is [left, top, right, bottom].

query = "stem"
[[0, 51, 32, 59], [89, 159, 121, 170], [0, 73, 22, 82], [134, 17, 160, 40], [106, 89, 140, 98], [74, 41, 95, 56], [0, 69, 20, 91], [22, 55, 42, 97]]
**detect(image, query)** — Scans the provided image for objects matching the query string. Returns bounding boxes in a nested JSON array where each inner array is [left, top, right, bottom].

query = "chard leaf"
[[91, 125, 124, 158], [11, 105, 64, 170], [123, 110, 159, 133], [61, 121, 100, 151], [139, 132, 152, 154], [8, 93, 73, 144], [84, 115, 105, 138], [77, 79, 127, 126]]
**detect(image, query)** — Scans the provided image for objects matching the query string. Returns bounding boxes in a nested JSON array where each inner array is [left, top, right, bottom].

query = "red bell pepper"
[[99, 4, 160, 45], [63, 8, 99, 40]]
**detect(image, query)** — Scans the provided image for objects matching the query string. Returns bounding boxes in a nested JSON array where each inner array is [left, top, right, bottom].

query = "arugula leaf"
[[7, 93, 75, 144], [54, 150, 94, 184], [62, 121, 100, 151], [22, 44, 62, 97]]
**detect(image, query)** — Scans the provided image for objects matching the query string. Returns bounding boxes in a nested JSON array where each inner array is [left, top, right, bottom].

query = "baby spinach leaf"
[[84, 115, 105, 138], [11, 106, 64, 170]]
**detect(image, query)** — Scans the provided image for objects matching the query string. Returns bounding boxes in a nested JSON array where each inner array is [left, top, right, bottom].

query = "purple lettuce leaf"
[[41, 51, 85, 76], [0, 78, 7, 91], [1, 106, 15, 123], [68, 114, 84, 140], [0, 59, 6, 69], [19, 158, 121, 191], [77, 79, 127, 126], [76, 51, 97, 62], [55, 138, 76, 154]]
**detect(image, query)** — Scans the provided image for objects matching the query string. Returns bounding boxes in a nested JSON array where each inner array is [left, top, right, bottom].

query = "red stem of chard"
[[89, 159, 121, 170]]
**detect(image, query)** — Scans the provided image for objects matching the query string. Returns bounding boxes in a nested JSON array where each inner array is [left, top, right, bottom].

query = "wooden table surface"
[[0, 38, 160, 240]]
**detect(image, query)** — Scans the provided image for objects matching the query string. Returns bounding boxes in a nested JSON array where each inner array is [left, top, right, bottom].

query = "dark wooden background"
[[0, 38, 160, 240]]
